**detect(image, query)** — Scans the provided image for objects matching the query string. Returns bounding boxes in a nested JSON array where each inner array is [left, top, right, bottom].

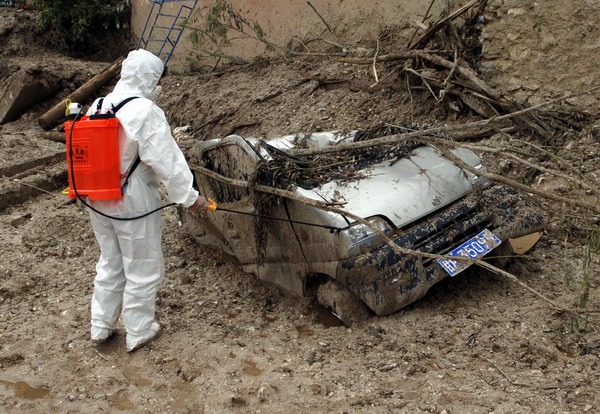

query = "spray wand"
[[206, 198, 340, 232]]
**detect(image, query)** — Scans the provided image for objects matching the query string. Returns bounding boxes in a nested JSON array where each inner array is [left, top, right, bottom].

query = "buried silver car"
[[182, 131, 544, 323]]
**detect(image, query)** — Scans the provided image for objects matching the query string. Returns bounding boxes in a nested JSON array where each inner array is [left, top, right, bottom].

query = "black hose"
[[68, 110, 176, 221], [213, 206, 341, 232]]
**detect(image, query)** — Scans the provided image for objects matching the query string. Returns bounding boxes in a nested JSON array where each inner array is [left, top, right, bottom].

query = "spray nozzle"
[[65, 99, 82, 117]]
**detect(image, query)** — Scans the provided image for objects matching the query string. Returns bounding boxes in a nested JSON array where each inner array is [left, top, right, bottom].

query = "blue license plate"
[[437, 229, 502, 277]]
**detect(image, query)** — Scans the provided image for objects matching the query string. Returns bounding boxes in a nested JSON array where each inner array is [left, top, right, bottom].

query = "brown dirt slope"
[[1, 2, 599, 413]]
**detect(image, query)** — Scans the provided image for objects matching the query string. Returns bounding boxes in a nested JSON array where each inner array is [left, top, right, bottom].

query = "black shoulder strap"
[[122, 157, 142, 190], [115, 96, 141, 191], [112, 96, 140, 114], [94, 96, 139, 115], [95, 98, 104, 114]]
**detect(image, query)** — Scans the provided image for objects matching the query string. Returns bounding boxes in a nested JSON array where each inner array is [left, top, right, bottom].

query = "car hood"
[[264, 131, 482, 229], [196, 131, 484, 229], [297, 145, 481, 228]]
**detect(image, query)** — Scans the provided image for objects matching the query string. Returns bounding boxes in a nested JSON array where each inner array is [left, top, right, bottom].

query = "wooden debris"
[[307, 1, 334, 34], [409, 0, 482, 50], [0, 71, 60, 124], [40, 131, 65, 143], [37, 57, 124, 130]]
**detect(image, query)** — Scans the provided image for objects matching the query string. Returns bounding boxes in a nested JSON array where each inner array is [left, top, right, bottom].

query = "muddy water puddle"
[[0, 379, 49, 399], [112, 389, 136, 411], [114, 398, 135, 410], [295, 324, 315, 336], [242, 359, 264, 376]]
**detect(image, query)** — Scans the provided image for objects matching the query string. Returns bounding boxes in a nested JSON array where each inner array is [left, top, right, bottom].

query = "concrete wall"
[[131, 0, 438, 72]]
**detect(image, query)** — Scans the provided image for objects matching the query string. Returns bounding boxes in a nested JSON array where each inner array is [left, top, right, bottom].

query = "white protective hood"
[[112, 49, 163, 99]]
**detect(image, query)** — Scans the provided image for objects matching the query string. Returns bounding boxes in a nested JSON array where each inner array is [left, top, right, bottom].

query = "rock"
[[506, 79, 522, 91], [540, 31, 558, 49], [257, 382, 274, 403], [507, 8, 526, 17], [0, 69, 60, 124], [231, 396, 247, 407]]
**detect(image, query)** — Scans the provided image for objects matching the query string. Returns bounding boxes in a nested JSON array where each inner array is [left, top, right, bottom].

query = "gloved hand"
[[189, 196, 211, 212]]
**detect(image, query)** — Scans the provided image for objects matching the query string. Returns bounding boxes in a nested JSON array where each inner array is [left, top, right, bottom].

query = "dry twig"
[[307, 1, 334, 34], [480, 356, 583, 390], [287, 88, 600, 158], [410, 0, 481, 50], [370, 39, 380, 87], [433, 144, 600, 214]]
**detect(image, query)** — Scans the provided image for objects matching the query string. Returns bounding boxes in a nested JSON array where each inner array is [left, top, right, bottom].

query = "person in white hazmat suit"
[[85, 49, 210, 352]]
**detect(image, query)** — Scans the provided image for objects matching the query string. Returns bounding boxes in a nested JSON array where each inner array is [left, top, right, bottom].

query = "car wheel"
[[316, 280, 370, 327]]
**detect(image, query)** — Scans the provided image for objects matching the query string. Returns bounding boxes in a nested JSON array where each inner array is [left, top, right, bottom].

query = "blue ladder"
[[137, 0, 198, 66]]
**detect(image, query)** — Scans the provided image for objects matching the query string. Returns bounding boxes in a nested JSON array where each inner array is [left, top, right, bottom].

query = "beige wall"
[[131, 0, 438, 72]]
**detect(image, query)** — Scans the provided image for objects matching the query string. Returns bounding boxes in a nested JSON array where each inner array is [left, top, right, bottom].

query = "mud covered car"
[[182, 131, 544, 322]]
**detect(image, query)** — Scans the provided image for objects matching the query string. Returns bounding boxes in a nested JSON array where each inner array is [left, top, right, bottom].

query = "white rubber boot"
[[91, 326, 115, 345], [126, 322, 161, 352]]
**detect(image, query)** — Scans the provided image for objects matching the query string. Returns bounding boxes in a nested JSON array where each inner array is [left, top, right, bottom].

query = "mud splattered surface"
[[1, 2, 600, 413]]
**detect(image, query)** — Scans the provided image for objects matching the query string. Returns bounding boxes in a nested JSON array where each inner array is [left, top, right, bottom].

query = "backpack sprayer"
[[64, 98, 175, 221]]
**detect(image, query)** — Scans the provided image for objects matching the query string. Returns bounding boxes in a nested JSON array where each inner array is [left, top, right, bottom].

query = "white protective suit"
[[86, 49, 198, 351]]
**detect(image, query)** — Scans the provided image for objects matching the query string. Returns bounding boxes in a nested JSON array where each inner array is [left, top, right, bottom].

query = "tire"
[[316, 280, 370, 327]]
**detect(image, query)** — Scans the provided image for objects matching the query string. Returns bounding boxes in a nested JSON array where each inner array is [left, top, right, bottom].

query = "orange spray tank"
[[64, 97, 138, 200]]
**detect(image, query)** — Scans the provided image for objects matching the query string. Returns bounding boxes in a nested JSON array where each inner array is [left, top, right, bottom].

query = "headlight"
[[471, 163, 494, 189], [339, 217, 394, 257]]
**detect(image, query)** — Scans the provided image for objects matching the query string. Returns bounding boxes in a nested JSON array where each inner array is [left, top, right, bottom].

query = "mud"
[[1, 2, 600, 413]]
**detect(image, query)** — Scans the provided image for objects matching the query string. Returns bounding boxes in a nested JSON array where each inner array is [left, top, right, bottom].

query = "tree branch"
[[190, 163, 587, 317]]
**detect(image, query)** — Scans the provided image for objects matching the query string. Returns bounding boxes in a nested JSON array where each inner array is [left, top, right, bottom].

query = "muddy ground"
[[1, 2, 600, 413]]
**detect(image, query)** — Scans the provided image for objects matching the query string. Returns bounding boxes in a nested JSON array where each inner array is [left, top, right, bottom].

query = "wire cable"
[[68, 110, 176, 221]]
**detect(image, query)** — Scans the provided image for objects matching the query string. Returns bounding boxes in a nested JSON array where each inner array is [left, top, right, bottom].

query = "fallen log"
[[40, 131, 65, 143], [286, 98, 557, 157], [338, 50, 503, 102], [37, 57, 124, 130]]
